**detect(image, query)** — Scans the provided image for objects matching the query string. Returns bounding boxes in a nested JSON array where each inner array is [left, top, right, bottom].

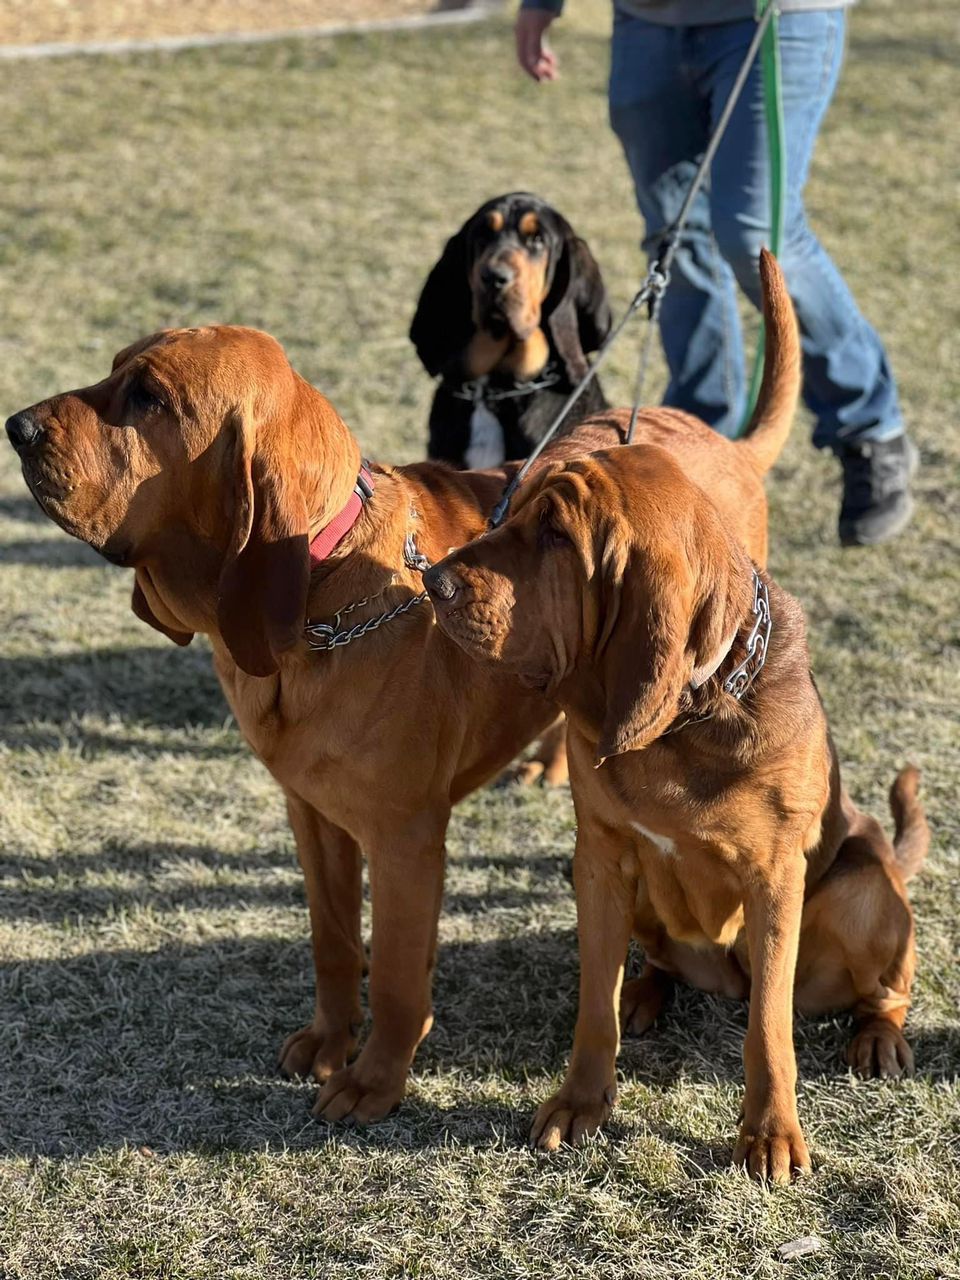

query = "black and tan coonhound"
[[410, 193, 612, 469]]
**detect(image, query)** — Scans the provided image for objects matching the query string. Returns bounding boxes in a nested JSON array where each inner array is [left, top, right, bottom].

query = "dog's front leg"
[[313, 807, 448, 1126], [278, 795, 364, 1083], [530, 822, 637, 1150], [735, 853, 811, 1183]]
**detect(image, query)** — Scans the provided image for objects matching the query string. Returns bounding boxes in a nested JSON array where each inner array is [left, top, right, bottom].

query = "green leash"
[[737, 0, 786, 436]]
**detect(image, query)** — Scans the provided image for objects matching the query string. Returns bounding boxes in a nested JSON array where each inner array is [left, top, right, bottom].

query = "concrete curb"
[[0, 5, 500, 63]]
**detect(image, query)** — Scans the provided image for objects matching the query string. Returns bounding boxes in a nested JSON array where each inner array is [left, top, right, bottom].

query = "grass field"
[[1, 2, 958, 1276]]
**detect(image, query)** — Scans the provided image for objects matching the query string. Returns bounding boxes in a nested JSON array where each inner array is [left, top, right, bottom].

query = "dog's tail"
[[889, 764, 929, 882], [739, 248, 801, 475]]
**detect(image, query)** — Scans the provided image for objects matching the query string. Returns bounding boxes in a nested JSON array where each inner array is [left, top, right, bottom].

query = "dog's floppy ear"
[[216, 407, 310, 677], [545, 227, 613, 383], [596, 541, 695, 763], [595, 501, 750, 764], [131, 572, 194, 647], [410, 223, 475, 378], [111, 331, 173, 373]]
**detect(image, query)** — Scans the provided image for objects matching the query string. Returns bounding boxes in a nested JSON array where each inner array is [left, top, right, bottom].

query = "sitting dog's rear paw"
[[846, 1019, 915, 1079], [511, 758, 546, 787], [499, 757, 567, 788], [619, 970, 668, 1037]]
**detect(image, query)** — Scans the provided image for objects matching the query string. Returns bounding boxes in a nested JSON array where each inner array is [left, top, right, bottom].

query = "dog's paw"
[[529, 1082, 617, 1152], [733, 1121, 811, 1184], [311, 1055, 407, 1126], [500, 752, 568, 788], [619, 971, 667, 1038], [511, 758, 546, 787], [846, 1020, 915, 1079], [278, 1022, 358, 1083]]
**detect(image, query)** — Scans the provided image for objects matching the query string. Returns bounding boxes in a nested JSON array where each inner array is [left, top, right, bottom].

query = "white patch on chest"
[[631, 820, 677, 858], [465, 402, 505, 469]]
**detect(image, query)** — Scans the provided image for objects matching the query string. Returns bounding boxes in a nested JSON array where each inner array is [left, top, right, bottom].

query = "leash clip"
[[403, 532, 433, 574]]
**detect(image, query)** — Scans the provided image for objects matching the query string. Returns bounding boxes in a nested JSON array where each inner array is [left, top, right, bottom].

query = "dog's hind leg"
[[513, 715, 569, 787], [620, 963, 672, 1037], [795, 823, 917, 1079]]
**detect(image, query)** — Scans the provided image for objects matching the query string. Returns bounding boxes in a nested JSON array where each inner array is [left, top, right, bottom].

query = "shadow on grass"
[[0, 494, 45, 524], [0, 535, 105, 568], [3, 931, 955, 1159], [4, 724, 243, 759], [0, 840, 296, 882], [0, 644, 228, 735], [0, 840, 566, 924]]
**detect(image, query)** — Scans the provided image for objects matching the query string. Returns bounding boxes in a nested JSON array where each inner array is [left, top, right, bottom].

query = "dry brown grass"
[[0, 2, 958, 1276], [0, 0, 442, 49]]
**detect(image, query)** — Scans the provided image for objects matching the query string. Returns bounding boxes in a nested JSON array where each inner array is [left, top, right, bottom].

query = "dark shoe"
[[838, 435, 918, 547]]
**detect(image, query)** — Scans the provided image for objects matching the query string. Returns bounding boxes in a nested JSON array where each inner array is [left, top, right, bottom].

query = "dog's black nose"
[[5, 411, 43, 453], [423, 565, 461, 602], [480, 262, 514, 292]]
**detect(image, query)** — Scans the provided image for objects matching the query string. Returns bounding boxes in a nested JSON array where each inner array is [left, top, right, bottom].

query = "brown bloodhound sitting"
[[424, 445, 928, 1182], [5, 253, 796, 1126], [410, 192, 612, 470]]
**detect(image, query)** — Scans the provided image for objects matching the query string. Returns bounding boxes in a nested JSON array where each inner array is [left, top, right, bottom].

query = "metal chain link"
[[662, 570, 772, 736], [452, 366, 561, 404], [305, 591, 429, 651], [723, 571, 772, 699], [625, 265, 671, 444], [304, 533, 433, 653]]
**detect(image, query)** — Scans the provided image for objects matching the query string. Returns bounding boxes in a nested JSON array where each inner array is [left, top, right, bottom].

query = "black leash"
[[488, 2, 779, 530]]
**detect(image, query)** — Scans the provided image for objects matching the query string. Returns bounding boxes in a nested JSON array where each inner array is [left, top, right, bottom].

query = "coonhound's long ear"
[[409, 224, 475, 378], [595, 493, 750, 764], [216, 408, 310, 677], [544, 227, 613, 384], [131, 572, 194, 647]]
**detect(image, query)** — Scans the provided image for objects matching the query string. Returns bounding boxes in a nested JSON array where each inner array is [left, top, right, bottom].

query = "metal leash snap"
[[453, 376, 488, 404], [304, 621, 337, 651], [403, 532, 432, 574]]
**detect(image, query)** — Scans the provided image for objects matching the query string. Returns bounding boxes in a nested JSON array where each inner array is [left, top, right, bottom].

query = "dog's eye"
[[126, 382, 164, 416], [538, 519, 570, 550], [527, 233, 545, 252]]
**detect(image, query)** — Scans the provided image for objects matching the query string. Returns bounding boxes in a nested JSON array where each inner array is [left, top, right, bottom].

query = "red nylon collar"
[[308, 464, 374, 568]]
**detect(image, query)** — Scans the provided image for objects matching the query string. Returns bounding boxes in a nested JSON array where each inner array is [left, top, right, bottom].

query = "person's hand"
[[515, 8, 559, 82]]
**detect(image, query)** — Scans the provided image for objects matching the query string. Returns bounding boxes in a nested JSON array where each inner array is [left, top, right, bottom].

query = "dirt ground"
[[0, 0, 454, 48]]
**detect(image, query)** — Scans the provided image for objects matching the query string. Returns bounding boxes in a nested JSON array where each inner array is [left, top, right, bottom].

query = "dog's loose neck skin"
[[561, 572, 815, 780]]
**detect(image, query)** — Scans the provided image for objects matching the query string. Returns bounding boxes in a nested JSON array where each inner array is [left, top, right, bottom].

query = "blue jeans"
[[608, 9, 903, 449]]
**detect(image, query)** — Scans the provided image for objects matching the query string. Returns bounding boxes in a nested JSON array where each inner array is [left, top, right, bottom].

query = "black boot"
[[837, 435, 918, 547]]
